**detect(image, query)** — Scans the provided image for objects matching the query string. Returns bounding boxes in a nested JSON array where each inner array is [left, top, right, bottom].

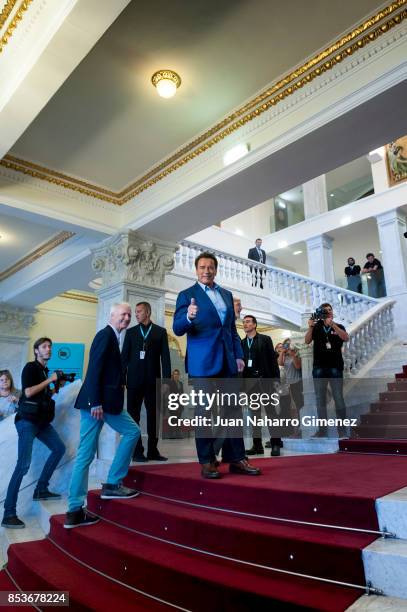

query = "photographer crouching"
[[305, 303, 349, 438], [1, 338, 66, 529]]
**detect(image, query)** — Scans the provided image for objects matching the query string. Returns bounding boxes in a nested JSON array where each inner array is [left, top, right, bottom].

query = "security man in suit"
[[173, 251, 261, 479], [122, 301, 171, 462], [65, 302, 140, 529], [242, 315, 283, 456], [247, 238, 267, 288]]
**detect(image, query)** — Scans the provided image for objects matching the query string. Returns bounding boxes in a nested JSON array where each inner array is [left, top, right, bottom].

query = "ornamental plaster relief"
[[91, 231, 177, 289]]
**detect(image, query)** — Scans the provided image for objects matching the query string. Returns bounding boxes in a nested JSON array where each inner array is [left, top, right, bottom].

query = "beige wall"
[[29, 295, 97, 375]]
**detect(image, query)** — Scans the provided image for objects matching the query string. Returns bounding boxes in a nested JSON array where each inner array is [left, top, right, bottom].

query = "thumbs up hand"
[[187, 297, 198, 320]]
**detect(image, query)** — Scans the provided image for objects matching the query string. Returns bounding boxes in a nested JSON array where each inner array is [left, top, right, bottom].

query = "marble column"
[[90, 231, 178, 465], [306, 234, 335, 284], [0, 303, 36, 384], [376, 209, 407, 338], [303, 175, 328, 219]]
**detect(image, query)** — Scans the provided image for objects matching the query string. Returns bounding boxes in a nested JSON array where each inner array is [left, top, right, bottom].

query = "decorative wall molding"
[[0, 231, 74, 282], [59, 290, 98, 304], [0, 301, 36, 335], [0, 0, 405, 206], [92, 231, 177, 288]]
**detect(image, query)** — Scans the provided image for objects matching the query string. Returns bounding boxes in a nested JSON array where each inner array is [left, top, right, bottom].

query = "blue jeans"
[[313, 367, 346, 425], [68, 409, 140, 512], [3, 420, 65, 518]]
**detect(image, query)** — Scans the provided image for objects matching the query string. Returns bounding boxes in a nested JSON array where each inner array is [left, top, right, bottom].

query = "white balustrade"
[[174, 240, 392, 337]]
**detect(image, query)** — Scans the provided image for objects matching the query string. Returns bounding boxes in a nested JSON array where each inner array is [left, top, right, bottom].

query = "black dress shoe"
[[201, 463, 221, 479], [132, 454, 148, 463], [147, 453, 168, 461], [246, 446, 264, 456], [271, 445, 281, 456], [229, 459, 261, 475]]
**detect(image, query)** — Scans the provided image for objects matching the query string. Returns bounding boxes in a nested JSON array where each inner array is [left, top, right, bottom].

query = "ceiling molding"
[[0, 230, 75, 281], [0, 0, 18, 31], [0, 0, 34, 54], [59, 290, 97, 304], [1, 0, 406, 204]]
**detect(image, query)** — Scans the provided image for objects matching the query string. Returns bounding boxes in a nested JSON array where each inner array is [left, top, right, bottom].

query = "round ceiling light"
[[151, 70, 181, 99]]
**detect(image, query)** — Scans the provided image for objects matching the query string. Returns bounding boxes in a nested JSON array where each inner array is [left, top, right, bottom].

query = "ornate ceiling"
[[3, 0, 399, 204]]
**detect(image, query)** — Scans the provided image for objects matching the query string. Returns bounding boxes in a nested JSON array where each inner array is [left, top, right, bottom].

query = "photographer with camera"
[[305, 303, 349, 438], [2, 338, 66, 529]]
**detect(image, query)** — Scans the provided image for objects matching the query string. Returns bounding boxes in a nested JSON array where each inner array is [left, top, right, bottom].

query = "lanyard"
[[139, 324, 152, 349]]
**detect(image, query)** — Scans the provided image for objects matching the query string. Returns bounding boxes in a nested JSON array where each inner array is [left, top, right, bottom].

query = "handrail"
[[175, 240, 379, 326]]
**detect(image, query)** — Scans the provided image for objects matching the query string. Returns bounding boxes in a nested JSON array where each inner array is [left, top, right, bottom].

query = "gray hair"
[[109, 302, 131, 316]]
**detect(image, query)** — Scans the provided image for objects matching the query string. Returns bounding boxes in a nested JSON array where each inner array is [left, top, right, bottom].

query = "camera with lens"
[[55, 370, 76, 383], [310, 306, 329, 321]]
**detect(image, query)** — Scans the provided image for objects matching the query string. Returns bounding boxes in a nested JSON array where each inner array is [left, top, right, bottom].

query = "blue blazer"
[[75, 325, 125, 414], [173, 283, 243, 377]]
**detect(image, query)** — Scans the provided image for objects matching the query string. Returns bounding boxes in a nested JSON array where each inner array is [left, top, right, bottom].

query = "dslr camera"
[[55, 370, 76, 383], [310, 306, 329, 321]]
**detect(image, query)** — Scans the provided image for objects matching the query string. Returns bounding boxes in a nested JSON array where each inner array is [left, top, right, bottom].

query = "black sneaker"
[[33, 489, 62, 501], [100, 484, 140, 500], [265, 441, 271, 449], [1, 516, 25, 529], [64, 508, 99, 529], [271, 445, 281, 456]]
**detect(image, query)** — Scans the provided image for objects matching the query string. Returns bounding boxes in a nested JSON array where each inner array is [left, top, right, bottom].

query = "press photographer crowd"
[[1, 252, 356, 529]]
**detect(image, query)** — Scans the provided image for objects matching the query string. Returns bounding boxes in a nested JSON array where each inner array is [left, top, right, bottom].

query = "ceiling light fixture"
[[340, 216, 352, 226], [293, 250, 303, 255], [151, 70, 181, 99], [223, 143, 249, 166]]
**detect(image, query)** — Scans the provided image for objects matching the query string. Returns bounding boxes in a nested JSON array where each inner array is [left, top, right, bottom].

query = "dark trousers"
[[3, 420, 65, 518], [191, 369, 246, 466], [127, 386, 159, 457], [313, 367, 346, 427], [250, 380, 286, 449]]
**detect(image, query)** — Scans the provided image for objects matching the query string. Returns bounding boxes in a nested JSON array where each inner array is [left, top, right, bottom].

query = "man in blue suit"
[[64, 303, 140, 529], [173, 252, 261, 479]]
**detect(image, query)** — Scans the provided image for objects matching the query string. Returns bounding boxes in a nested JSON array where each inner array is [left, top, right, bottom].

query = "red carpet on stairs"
[[124, 454, 407, 530], [5, 453, 407, 611], [340, 366, 407, 452]]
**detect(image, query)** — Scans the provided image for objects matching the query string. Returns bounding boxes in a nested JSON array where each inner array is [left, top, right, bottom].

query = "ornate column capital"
[[0, 302, 36, 337], [91, 231, 177, 289]]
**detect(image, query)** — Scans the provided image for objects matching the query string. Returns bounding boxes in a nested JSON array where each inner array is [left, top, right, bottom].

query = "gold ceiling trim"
[[59, 291, 98, 304], [0, 155, 122, 205], [0, 231, 75, 282], [0, 0, 34, 54], [1, 0, 405, 203], [0, 0, 18, 31]]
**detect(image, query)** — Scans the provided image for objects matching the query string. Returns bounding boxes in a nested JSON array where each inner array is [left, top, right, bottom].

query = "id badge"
[[248, 359, 253, 367], [326, 342, 332, 350], [140, 351, 146, 360]]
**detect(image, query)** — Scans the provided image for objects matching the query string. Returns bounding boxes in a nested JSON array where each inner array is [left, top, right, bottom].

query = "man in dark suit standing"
[[173, 252, 261, 479], [65, 303, 140, 529], [122, 302, 171, 462], [248, 238, 267, 289], [242, 315, 283, 456]]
